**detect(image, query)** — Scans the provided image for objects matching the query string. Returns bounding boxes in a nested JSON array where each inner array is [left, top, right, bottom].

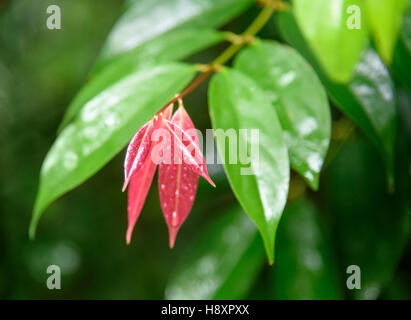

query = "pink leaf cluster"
[[123, 101, 215, 247]]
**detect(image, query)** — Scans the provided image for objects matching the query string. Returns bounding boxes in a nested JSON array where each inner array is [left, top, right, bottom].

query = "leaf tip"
[[261, 235, 275, 267], [168, 227, 177, 249], [28, 225, 36, 241], [308, 178, 319, 191], [28, 212, 39, 241], [208, 178, 216, 188], [122, 180, 128, 192], [126, 227, 133, 245], [203, 174, 216, 188]]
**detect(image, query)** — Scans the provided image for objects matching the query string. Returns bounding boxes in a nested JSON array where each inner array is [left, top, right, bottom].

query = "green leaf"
[[392, 5, 411, 90], [98, 0, 253, 66], [271, 198, 341, 299], [234, 40, 331, 190], [276, 10, 397, 186], [347, 49, 397, 181], [365, 0, 409, 64], [208, 68, 290, 264], [59, 28, 224, 131], [30, 63, 196, 238], [292, 0, 368, 83], [165, 206, 265, 299]]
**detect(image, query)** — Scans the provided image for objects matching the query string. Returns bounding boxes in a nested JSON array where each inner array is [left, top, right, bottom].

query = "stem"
[[213, 5, 276, 66], [243, 5, 276, 38], [159, 3, 278, 112], [159, 70, 213, 112]]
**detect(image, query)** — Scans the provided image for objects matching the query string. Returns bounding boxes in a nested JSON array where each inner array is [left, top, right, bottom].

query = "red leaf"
[[126, 154, 157, 244], [123, 121, 153, 191], [159, 165, 199, 248], [125, 104, 174, 243], [158, 105, 200, 247], [160, 103, 174, 122], [165, 119, 215, 187]]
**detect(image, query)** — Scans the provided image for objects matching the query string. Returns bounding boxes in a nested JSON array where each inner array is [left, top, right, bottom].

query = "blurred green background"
[[0, 0, 410, 299]]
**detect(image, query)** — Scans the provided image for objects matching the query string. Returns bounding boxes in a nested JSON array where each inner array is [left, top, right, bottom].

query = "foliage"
[[0, 0, 410, 299]]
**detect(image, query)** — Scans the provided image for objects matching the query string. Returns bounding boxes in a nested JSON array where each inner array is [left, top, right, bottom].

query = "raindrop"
[[172, 211, 178, 227]]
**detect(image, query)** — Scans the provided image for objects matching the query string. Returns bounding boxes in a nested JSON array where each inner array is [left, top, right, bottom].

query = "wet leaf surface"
[[292, 0, 368, 83], [30, 63, 196, 237], [59, 28, 224, 130], [276, 10, 397, 183], [209, 68, 289, 264], [98, 0, 253, 64], [158, 105, 200, 248], [235, 40, 331, 190]]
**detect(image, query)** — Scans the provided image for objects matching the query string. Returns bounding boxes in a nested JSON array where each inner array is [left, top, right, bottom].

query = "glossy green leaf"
[[98, 0, 253, 66], [208, 68, 290, 264], [271, 199, 341, 299], [347, 49, 397, 181], [326, 137, 409, 299], [365, 0, 408, 64], [234, 40, 331, 190], [276, 10, 397, 185], [60, 28, 224, 130], [30, 63, 196, 238], [165, 206, 265, 299], [392, 5, 411, 90], [292, 0, 368, 83], [94, 27, 225, 74]]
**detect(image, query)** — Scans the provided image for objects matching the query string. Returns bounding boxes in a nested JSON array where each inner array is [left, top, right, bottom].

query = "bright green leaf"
[[271, 198, 341, 299], [276, 10, 397, 186], [365, 0, 409, 64], [30, 63, 196, 238], [208, 68, 290, 264], [234, 40, 331, 190], [98, 0, 253, 66], [165, 206, 265, 299], [292, 0, 368, 83], [60, 28, 224, 131]]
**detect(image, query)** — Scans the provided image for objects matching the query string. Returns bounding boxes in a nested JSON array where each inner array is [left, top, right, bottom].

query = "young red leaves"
[[159, 103, 200, 248], [123, 122, 153, 192], [122, 100, 214, 246], [124, 105, 172, 244], [165, 119, 215, 187], [126, 151, 157, 244]]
